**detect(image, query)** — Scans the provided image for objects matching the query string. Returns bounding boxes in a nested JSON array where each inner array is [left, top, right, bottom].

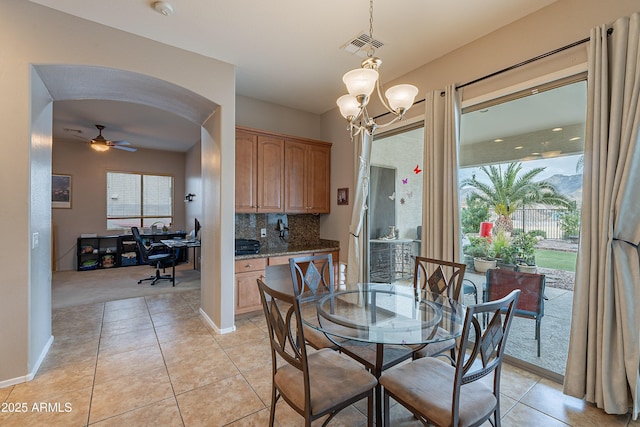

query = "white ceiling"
[[30, 0, 559, 152]]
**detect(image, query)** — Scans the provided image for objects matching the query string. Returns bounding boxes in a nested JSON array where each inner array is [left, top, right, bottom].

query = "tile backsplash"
[[235, 213, 321, 251]]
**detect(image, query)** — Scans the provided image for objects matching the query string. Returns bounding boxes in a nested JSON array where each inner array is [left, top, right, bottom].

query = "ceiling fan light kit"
[[153, 1, 174, 16], [337, 0, 418, 139], [89, 124, 137, 152]]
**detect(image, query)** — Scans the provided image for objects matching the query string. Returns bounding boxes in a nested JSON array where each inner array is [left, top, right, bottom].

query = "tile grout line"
[[146, 294, 187, 427], [84, 302, 106, 427]]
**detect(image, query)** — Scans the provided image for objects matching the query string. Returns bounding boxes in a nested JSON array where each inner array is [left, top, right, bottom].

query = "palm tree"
[[460, 162, 571, 233]]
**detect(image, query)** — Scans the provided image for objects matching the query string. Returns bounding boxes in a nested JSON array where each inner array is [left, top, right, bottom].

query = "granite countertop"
[[235, 239, 340, 260]]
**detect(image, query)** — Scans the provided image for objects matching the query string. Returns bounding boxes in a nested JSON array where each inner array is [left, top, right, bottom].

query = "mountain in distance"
[[544, 174, 583, 205]]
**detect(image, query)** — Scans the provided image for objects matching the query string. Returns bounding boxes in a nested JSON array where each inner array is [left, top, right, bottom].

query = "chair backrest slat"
[[257, 278, 307, 372], [452, 290, 520, 425], [289, 254, 334, 301], [413, 256, 467, 301]]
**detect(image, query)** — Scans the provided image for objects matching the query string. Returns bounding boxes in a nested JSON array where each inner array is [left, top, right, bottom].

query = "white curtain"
[[564, 13, 640, 419], [422, 85, 462, 261], [346, 130, 373, 286]]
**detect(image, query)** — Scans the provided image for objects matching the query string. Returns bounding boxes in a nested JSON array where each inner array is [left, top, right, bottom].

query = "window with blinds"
[[106, 172, 173, 230]]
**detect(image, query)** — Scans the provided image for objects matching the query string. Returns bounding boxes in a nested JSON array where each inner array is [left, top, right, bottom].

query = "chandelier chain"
[[367, 0, 375, 58]]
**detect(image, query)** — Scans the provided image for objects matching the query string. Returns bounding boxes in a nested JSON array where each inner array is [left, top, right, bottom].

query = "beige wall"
[[0, 0, 235, 385], [52, 140, 187, 271], [321, 0, 640, 263], [236, 95, 322, 140]]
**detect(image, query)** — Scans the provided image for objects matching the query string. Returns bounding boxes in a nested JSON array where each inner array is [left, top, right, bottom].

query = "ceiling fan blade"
[[113, 145, 137, 152], [111, 140, 131, 146]]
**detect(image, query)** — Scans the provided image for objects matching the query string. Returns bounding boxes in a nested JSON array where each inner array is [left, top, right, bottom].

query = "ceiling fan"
[[88, 125, 137, 152]]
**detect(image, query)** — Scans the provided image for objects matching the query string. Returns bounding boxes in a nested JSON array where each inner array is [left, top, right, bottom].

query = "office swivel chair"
[[131, 227, 176, 286]]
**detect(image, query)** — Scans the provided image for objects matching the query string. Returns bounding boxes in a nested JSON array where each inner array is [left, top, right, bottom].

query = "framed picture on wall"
[[337, 187, 349, 205], [52, 174, 72, 209]]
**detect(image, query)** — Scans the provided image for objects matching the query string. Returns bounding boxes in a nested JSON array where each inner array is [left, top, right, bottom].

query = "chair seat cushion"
[[274, 348, 377, 416], [303, 318, 338, 349], [380, 357, 497, 427], [412, 327, 456, 359], [148, 253, 171, 261]]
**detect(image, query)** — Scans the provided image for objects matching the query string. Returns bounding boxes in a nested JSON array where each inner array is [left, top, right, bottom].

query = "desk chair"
[[131, 227, 176, 286]]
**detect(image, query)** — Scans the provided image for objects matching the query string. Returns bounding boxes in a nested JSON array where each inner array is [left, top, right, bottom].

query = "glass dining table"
[[300, 283, 466, 425]]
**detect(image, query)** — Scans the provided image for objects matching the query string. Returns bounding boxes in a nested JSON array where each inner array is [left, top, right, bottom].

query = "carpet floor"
[[52, 263, 201, 309]]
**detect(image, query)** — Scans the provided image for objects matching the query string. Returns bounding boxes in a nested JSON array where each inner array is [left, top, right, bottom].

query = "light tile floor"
[[0, 289, 637, 426]]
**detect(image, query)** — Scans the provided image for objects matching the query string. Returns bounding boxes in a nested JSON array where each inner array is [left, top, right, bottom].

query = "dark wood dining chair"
[[410, 256, 467, 361], [256, 277, 377, 427], [289, 254, 338, 349], [484, 268, 546, 357], [380, 289, 521, 427]]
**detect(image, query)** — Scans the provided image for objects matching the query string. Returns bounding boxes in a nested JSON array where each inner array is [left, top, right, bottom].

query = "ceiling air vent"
[[341, 32, 384, 57]]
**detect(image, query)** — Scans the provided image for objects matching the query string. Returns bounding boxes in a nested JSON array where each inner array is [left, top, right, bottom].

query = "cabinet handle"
[[245, 264, 252, 268]]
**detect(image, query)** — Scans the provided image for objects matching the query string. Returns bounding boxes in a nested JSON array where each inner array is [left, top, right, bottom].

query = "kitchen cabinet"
[[235, 128, 285, 213], [235, 127, 331, 214], [234, 257, 267, 314], [284, 139, 331, 213]]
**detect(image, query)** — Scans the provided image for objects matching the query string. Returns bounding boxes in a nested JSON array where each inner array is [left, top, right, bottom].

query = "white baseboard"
[[0, 335, 54, 388], [199, 308, 236, 334]]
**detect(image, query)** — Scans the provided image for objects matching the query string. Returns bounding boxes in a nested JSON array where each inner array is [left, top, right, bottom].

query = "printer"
[[235, 238, 261, 255]]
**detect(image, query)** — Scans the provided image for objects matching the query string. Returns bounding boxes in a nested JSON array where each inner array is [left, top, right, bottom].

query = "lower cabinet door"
[[235, 270, 264, 314]]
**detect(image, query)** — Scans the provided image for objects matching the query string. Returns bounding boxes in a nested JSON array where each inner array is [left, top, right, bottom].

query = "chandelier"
[[336, 0, 419, 138]]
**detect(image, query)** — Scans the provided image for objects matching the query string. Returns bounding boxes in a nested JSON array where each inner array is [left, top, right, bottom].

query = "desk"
[[302, 284, 465, 425], [160, 239, 201, 270]]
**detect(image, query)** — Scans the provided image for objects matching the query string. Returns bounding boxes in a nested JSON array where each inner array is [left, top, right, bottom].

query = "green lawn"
[[534, 249, 577, 272]]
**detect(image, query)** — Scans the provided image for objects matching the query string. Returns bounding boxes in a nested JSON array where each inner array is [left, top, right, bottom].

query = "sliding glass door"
[[459, 78, 586, 379], [367, 126, 424, 285]]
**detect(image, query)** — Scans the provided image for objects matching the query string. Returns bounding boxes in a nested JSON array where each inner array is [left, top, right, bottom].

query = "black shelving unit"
[[76, 232, 186, 271]]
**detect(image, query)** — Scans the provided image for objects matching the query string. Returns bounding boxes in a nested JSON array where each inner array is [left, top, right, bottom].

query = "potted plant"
[[491, 230, 517, 271], [465, 236, 496, 273], [512, 232, 538, 273]]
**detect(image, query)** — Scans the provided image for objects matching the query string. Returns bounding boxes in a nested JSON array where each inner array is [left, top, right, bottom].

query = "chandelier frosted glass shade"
[[385, 84, 419, 113], [337, 95, 361, 120], [342, 68, 379, 99]]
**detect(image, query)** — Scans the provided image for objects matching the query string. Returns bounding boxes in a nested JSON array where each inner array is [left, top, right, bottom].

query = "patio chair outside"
[[484, 268, 546, 357]]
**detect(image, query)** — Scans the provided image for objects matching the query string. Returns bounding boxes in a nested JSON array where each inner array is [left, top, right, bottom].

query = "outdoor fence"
[[489, 208, 566, 239]]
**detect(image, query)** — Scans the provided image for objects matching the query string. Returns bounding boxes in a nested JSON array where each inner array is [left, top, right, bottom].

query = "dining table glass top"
[[300, 283, 466, 346]]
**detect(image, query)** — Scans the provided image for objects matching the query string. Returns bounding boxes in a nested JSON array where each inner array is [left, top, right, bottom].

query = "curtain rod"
[[372, 28, 613, 121], [457, 27, 613, 89]]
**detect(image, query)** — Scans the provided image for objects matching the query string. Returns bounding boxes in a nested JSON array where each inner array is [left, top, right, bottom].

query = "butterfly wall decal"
[[414, 165, 422, 174], [402, 178, 408, 184]]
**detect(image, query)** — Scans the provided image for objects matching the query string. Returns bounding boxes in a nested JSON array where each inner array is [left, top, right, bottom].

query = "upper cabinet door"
[[285, 140, 331, 214], [235, 130, 258, 213], [306, 143, 331, 213], [257, 136, 285, 213], [284, 140, 308, 213]]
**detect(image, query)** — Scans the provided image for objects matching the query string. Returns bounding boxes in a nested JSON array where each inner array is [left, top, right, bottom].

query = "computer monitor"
[[194, 218, 201, 240]]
